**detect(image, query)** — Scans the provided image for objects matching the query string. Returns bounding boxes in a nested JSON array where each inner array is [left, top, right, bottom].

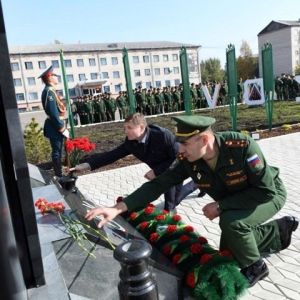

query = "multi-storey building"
[[8, 41, 201, 111], [258, 19, 300, 77]]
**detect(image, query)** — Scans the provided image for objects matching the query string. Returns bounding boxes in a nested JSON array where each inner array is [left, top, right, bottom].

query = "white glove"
[[62, 129, 70, 139]]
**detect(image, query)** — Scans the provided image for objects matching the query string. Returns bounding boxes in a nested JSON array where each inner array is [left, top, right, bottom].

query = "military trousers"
[[218, 177, 286, 268], [49, 137, 64, 160]]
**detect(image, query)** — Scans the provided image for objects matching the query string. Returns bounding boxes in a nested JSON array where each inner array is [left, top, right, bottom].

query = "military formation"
[[275, 73, 300, 100], [73, 82, 231, 125]]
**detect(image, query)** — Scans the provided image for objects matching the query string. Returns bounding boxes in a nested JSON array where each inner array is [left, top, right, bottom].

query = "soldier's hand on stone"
[[68, 163, 91, 173], [144, 169, 156, 180], [202, 202, 220, 221], [85, 202, 128, 228]]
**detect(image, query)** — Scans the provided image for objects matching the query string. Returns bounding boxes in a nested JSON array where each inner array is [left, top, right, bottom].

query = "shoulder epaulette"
[[225, 139, 248, 148]]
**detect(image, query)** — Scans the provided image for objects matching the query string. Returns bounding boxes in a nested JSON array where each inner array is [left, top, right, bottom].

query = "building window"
[[295, 40, 298, 45], [155, 81, 161, 88], [79, 74, 86, 81], [163, 55, 169, 62], [165, 80, 171, 87], [16, 93, 25, 101], [13, 78, 22, 87], [52, 60, 59, 68], [146, 82, 151, 89], [67, 74, 74, 82], [133, 56, 139, 63], [64, 59, 72, 67], [29, 92, 38, 100], [296, 50, 299, 56], [134, 70, 141, 77], [164, 68, 171, 74], [56, 90, 63, 97], [91, 73, 98, 80], [69, 88, 76, 97], [77, 59, 84, 67], [143, 55, 149, 63], [102, 72, 109, 79], [296, 60, 299, 65], [113, 71, 120, 78], [173, 67, 179, 74], [32, 106, 40, 111], [115, 84, 121, 92], [153, 55, 159, 62], [172, 54, 178, 61], [11, 62, 19, 71], [111, 57, 118, 65], [144, 69, 151, 76], [89, 58, 96, 66], [19, 107, 26, 112], [154, 68, 160, 75], [135, 82, 142, 88], [38, 61, 46, 69], [27, 77, 36, 85], [175, 79, 180, 86], [57, 75, 62, 83], [25, 62, 33, 70], [103, 86, 110, 92], [100, 58, 107, 65]]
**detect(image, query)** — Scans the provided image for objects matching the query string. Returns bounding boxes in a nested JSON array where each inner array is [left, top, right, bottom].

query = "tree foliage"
[[200, 58, 226, 83], [236, 40, 259, 80], [294, 65, 300, 75], [23, 118, 51, 164]]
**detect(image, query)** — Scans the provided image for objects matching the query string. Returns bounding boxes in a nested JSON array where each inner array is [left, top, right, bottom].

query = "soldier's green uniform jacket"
[[123, 131, 285, 212]]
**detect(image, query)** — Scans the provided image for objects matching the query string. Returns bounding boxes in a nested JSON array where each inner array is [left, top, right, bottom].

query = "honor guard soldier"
[[85, 115, 298, 288], [39, 66, 69, 177]]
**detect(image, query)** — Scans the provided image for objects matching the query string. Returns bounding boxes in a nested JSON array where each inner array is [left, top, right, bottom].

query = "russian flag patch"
[[247, 154, 263, 170]]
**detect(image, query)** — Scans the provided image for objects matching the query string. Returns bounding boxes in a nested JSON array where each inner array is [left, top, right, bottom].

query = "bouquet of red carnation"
[[64, 136, 96, 176]]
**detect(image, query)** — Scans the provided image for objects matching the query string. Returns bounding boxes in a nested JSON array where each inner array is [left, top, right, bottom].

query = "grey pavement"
[[76, 132, 300, 300]]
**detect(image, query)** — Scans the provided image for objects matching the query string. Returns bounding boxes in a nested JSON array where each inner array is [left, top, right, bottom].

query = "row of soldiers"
[[71, 81, 233, 125], [275, 74, 300, 100]]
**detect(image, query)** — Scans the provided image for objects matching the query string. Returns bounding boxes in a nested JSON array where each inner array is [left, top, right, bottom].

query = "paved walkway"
[[76, 132, 300, 300]]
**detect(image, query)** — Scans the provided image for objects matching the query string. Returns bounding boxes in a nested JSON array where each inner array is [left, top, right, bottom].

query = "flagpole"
[[59, 49, 75, 138]]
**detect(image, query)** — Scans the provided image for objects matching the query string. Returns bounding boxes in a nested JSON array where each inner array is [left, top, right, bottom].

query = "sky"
[[1, 0, 300, 67]]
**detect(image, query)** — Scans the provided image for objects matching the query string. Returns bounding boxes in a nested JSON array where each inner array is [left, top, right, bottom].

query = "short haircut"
[[125, 113, 147, 126]]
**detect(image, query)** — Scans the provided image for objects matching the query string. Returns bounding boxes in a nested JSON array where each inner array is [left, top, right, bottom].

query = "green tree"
[[236, 40, 258, 80], [23, 118, 51, 164], [200, 58, 225, 82], [294, 65, 300, 75]]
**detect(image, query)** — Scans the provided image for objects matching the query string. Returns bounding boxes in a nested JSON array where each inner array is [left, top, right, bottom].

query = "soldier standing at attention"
[[39, 66, 69, 177], [85, 115, 298, 288], [275, 76, 283, 100]]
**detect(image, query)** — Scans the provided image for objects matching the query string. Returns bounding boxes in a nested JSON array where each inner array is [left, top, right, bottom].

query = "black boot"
[[52, 158, 62, 177], [276, 216, 299, 250], [240, 258, 269, 287]]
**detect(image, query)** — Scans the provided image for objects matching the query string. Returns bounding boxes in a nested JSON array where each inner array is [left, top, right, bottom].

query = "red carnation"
[[187, 272, 196, 288], [173, 254, 182, 264], [190, 243, 203, 254], [163, 245, 171, 256], [198, 236, 208, 244], [161, 209, 169, 215], [166, 225, 177, 233], [155, 215, 165, 221], [144, 206, 155, 214], [149, 233, 159, 243], [184, 225, 194, 232], [129, 212, 138, 220], [140, 221, 149, 230], [172, 214, 182, 221], [200, 254, 213, 264], [179, 235, 190, 242], [116, 196, 123, 203], [220, 250, 233, 257]]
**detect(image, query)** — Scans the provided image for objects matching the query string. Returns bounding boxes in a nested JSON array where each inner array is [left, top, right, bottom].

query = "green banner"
[[60, 50, 75, 138], [226, 44, 238, 131], [179, 46, 191, 115], [122, 47, 135, 114], [261, 42, 274, 131]]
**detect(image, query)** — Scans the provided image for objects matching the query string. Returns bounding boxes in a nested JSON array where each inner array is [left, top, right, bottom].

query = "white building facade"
[[9, 41, 201, 111], [258, 20, 300, 77]]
